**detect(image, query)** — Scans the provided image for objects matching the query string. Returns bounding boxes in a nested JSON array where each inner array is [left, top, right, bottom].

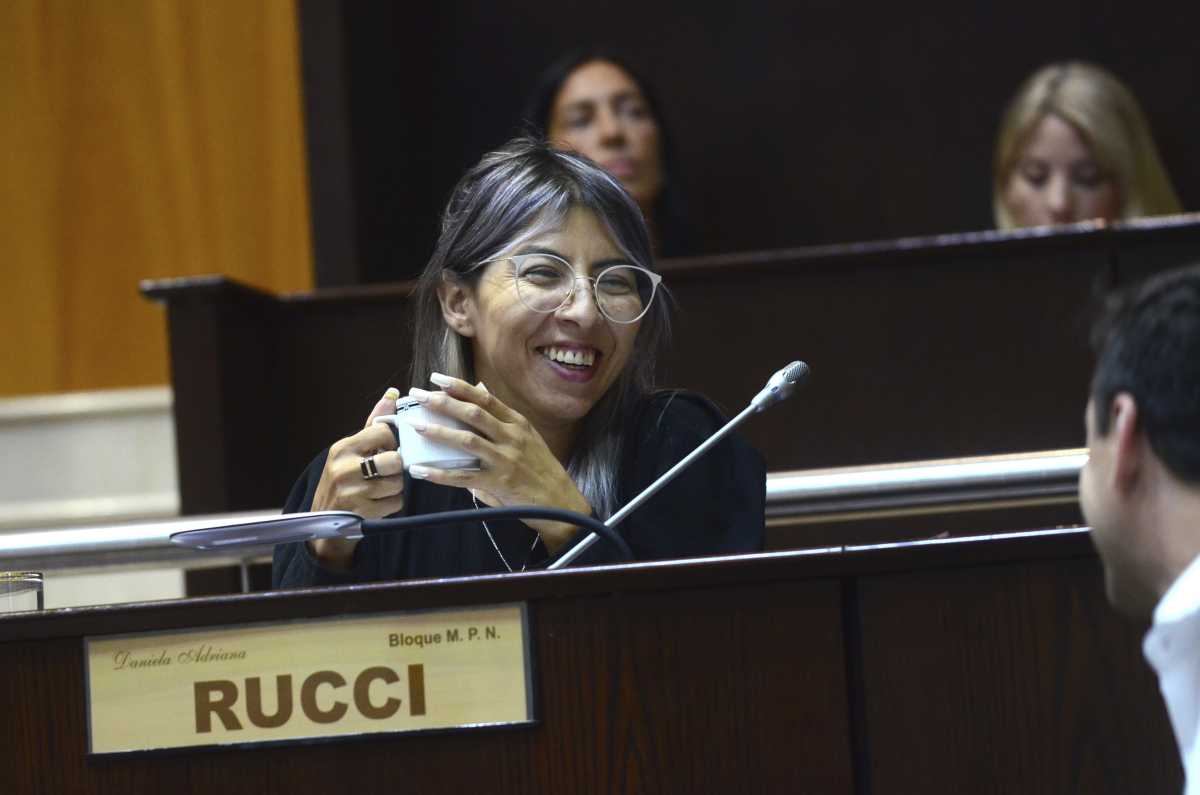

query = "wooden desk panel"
[[858, 557, 1180, 794], [0, 572, 850, 793], [0, 529, 1178, 794], [144, 218, 1200, 519]]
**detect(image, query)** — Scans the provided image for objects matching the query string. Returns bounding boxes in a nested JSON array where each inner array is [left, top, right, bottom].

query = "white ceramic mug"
[[373, 396, 481, 471]]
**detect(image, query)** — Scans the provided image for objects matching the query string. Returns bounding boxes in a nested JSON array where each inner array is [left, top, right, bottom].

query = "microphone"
[[751, 360, 810, 411], [168, 511, 364, 549], [547, 360, 810, 569], [169, 506, 634, 560]]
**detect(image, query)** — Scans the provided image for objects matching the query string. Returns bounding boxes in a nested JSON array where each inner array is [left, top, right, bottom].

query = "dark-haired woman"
[[523, 50, 694, 258], [272, 138, 763, 587]]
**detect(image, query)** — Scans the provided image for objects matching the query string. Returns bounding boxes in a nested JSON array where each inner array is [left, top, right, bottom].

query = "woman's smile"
[[536, 343, 602, 382]]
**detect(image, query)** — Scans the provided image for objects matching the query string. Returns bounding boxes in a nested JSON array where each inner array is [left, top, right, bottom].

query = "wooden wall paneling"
[[147, 278, 283, 513], [666, 242, 1102, 469], [296, 0, 361, 286], [0, 1, 312, 397], [0, 1, 65, 396], [527, 583, 853, 793], [146, 278, 417, 513], [300, 1, 1200, 281], [315, 2, 441, 286], [147, 220, 1200, 514], [275, 292, 416, 481], [663, 219, 1200, 471], [855, 556, 1181, 794]]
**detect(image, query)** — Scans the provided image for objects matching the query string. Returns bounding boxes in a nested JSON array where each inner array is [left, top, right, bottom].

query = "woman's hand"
[[308, 388, 405, 570], [403, 373, 592, 553]]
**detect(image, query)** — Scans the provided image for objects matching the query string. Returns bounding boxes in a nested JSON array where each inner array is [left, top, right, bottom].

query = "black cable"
[[360, 506, 632, 563]]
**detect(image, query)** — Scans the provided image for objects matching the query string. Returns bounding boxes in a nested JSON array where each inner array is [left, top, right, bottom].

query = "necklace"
[[473, 492, 541, 573]]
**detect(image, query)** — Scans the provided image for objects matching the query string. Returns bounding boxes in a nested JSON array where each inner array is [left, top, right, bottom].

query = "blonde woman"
[[993, 62, 1182, 229]]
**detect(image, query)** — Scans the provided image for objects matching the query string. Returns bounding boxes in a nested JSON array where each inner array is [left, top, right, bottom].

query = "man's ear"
[[437, 274, 475, 338], [1109, 392, 1143, 494]]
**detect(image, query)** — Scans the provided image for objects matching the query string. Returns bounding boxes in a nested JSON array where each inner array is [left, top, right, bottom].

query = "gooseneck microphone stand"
[[547, 360, 810, 569]]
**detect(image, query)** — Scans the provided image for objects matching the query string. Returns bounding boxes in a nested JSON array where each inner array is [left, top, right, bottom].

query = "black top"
[[272, 391, 765, 588]]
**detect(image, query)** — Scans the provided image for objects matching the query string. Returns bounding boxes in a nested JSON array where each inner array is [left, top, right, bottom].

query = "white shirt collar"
[[1144, 552, 1200, 774], [1155, 553, 1200, 626]]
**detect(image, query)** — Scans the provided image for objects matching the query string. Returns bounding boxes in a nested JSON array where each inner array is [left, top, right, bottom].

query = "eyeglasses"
[[478, 253, 663, 324]]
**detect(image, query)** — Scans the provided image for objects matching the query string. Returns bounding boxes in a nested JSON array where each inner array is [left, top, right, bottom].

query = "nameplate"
[[84, 602, 533, 755]]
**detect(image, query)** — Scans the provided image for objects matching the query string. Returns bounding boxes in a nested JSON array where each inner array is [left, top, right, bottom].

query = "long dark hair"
[[521, 48, 695, 258], [408, 136, 673, 517]]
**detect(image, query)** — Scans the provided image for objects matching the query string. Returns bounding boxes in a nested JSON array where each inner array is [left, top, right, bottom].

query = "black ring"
[[360, 456, 381, 480]]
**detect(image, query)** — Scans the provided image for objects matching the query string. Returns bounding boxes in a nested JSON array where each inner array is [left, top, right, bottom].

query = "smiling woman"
[[440, 208, 650, 448], [272, 138, 765, 587]]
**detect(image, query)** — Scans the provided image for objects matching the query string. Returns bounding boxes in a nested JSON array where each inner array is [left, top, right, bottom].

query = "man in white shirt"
[[1080, 263, 1200, 795]]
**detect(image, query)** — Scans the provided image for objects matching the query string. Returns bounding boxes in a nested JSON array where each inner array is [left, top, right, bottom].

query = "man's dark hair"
[[1090, 263, 1200, 482]]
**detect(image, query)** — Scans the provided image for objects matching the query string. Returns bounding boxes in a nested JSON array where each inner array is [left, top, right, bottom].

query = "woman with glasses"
[[273, 137, 763, 587]]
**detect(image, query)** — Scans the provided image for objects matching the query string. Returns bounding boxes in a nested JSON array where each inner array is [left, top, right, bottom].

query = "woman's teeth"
[[540, 346, 596, 367]]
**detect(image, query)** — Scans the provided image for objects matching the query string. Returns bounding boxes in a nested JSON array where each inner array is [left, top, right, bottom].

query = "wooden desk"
[[142, 217, 1200, 520], [0, 529, 1178, 793]]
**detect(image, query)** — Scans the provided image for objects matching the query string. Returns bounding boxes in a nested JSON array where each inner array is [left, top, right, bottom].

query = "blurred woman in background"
[[993, 61, 1182, 229], [524, 49, 695, 257]]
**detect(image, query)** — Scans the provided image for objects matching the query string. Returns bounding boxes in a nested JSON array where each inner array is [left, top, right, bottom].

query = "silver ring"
[[360, 456, 382, 480]]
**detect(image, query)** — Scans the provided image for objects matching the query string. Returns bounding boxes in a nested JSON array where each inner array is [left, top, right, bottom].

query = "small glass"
[[0, 572, 44, 613]]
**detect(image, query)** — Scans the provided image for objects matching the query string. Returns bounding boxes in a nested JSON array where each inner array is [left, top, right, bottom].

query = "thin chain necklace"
[[473, 492, 541, 573]]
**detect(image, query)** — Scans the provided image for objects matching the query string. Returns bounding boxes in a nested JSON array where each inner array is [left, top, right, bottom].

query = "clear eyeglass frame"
[[477, 253, 663, 325]]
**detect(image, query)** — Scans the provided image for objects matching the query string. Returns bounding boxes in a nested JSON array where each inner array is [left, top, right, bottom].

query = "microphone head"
[[752, 360, 811, 410], [780, 360, 810, 389]]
